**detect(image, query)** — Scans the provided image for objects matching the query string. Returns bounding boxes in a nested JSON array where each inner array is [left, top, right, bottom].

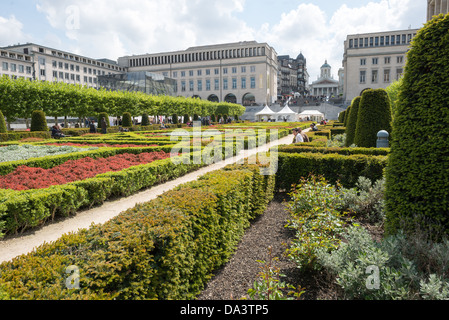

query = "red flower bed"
[[0, 152, 171, 191], [46, 143, 160, 148]]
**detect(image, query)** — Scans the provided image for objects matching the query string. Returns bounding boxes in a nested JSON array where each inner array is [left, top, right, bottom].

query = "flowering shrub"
[[0, 151, 170, 191], [0, 144, 98, 163]]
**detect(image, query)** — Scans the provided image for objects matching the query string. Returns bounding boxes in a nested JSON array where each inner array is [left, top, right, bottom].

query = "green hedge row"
[[0, 146, 180, 176], [0, 163, 274, 300], [276, 152, 387, 190], [277, 145, 390, 156], [0, 131, 51, 142], [0, 152, 205, 237]]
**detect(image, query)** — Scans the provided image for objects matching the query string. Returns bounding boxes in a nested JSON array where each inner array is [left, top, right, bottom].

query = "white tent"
[[276, 105, 298, 122], [298, 110, 325, 122], [255, 105, 277, 122]]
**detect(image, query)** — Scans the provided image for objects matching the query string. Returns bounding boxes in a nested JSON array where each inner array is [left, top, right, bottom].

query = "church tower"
[[427, 0, 449, 21]]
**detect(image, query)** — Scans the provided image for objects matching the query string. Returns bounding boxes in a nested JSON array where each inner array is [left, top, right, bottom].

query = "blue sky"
[[0, 0, 427, 80]]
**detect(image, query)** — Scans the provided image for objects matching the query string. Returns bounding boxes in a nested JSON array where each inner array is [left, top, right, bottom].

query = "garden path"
[[0, 130, 306, 264]]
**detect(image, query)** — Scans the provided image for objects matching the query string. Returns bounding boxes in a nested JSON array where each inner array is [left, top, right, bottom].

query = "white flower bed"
[[0, 144, 98, 163]]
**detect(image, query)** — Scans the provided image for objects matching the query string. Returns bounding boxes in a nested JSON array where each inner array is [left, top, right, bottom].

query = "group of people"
[[51, 124, 66, 139], [292, 122, 320, 144]]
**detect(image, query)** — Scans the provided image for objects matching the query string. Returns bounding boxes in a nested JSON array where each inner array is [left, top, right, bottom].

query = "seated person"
[[51, 125, 65, 139]]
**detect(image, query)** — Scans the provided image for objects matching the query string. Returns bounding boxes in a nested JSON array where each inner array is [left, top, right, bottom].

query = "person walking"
[[101, 117, 107, 134]]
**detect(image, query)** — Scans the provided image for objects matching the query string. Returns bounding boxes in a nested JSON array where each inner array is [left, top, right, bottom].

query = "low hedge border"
[[276, 152, 387, 191], [0, 163, 274, 300], [0, 131, 51, 142], [0, 146, 179, 176], [0, 152, 206, 237], [278, 145, 390, 156]]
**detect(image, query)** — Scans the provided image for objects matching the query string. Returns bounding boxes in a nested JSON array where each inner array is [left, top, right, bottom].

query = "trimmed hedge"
[[0, 152, 205, 237], [30, 110, 48, 132], [385, 13, 449, 238], [0, 110, 6, 134], [0, 163, 275, 300], [354, 89, 393, 148], [0, 131, 51, 142], [278, 145, 390, 156], [345, 96, 361, 147], [276, 152, 387, 191]]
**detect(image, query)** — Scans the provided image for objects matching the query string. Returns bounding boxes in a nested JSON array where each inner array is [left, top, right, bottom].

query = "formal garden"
[[0, 14, 448, 301]]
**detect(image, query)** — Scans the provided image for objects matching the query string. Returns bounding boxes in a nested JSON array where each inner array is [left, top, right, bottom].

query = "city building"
[[427, 0, 449, 21], [309, 60, 339, 98], [2, 43, 126, 88], [277, 53, 309, 101], [117, 41, 278, 106], [342, 29, 419, 104], [0, 48, 34, 80]]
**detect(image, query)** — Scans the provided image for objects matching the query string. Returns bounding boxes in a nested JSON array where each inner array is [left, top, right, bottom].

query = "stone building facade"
[[118, 41, 279, 106]]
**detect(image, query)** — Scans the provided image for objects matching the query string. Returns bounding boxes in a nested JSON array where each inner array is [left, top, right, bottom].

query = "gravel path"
[[197, 193, 297, 300]]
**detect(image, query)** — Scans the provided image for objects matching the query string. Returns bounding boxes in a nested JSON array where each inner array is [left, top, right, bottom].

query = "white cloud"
[[0, 15, 30, 47], [8, 0, 424, 84], [35, 0, 255, 59], [259, 0, 419, 81]]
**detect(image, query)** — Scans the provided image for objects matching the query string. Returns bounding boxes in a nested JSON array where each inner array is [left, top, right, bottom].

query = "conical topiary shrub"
[[343, 105, 351, 127], [30, 110, 48, 132], [172, 114, 179, 125], [98, 112, 110, 128], [0, 110, 7, 134], [385, 14, 449, 238], [141, 113, 150, 126], [345, 96, 361, 147], [122, 112, 132, 127], [354, 89, 392, 148]]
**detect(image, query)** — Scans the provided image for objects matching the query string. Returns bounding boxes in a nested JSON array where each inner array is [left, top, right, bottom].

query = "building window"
[[181, 71, 186, 77], [370, 37, 374, 47], [372, 58, 378, 65], [189, 70, 194, 77], [214, 68, 219, 75], [26, 66, 32, 74], [197, 80, 202, 91], [250, 66, 256, 73], [206, 79, 211, 91], [384, 69, 390, 83], [372, 70, 378, 83], [215, 79, 219, 90], [2, 62, 8, 71], [197, 70, 202, 76], [360, 59, 366, 66], [181, 81, 186, 92], [251, 77, 256, 89], [241, 66, 246, 73], [360, 71, 366, 84], [189, 80, 194, 91], [173, 72, 178, 78], [241, 77, 246, 89], [223, 68, 228, 74], [206, 69, 210, 75], [232, 78, 237, 89], [223, 78, 228, 90], [397, 56, 404, 64], [11, 64, 17, 72], [232, 67, 237, 74], [385, 57, 391, 64]]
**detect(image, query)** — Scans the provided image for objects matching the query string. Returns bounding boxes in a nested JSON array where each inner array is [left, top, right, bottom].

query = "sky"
[[0, 0, 427, 81]]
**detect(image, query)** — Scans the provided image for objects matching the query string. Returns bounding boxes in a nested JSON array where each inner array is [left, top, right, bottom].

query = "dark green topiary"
[[141, 113, 150, 126], [183, 114, 190, 124], [30, 110, 48, 132], [211, 114, 216, 123], [122, 112, 132, 127], [385, 14, 449, 239], [354, 89, 392, 148], [0, 110, 7, 133], [343, 106, 351, 127], [338, 110, 346, 123], [345, 96, 361, 147], [172, 114, 179, 125], [98, 113, 110, 128]]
